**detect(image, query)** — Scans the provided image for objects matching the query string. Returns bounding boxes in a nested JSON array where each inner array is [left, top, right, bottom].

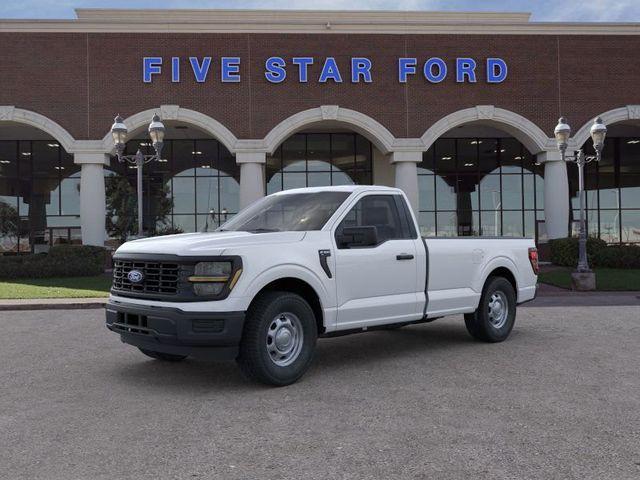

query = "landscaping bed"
[[0, 275, 111, 299], [538, 267, 640, 291]]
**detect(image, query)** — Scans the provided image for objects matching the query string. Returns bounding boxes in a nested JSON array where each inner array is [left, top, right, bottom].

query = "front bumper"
[[105, 299, 245, 360]]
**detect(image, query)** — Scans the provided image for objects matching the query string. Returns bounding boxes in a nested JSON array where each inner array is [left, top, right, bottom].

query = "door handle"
[[396, 254, 414, 260]]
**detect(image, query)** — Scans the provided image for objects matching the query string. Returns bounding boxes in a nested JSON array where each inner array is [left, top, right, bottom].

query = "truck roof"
[[271, 185, 403, 195]]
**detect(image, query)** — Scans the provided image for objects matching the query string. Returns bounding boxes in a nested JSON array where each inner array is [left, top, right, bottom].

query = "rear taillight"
[[528, 247, 539, 275]]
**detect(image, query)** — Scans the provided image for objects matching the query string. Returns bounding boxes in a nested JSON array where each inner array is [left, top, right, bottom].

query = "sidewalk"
[[1, 286, 638, 311], [0, 298, 107, 311], [523, 283, 640, 307]]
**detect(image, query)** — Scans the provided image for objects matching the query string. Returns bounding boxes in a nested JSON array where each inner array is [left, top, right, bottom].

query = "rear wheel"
[[464, 276, 516, 343], [138, 348, 187, 362], [237, 291, 317, 386]]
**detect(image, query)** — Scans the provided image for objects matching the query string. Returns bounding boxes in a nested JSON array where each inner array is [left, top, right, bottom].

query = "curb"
[[0, 299, 107, 311]]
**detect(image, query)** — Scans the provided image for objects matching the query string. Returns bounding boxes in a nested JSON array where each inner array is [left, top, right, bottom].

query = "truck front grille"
[[112, 260, 180, 295]]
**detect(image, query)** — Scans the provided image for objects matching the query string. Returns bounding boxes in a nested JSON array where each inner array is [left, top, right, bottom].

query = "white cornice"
[[0, 9, 639, 35]]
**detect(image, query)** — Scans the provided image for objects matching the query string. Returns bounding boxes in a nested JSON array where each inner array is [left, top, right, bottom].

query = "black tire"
[[464, 276, 516, 343], [138, 348, 187, 362], [237, 291, 318, 386]]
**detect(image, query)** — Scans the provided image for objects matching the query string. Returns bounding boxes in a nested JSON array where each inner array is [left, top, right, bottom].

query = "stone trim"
[[263, 106, 397, 155], [100, 105, 239, 155], [421, 105, 554, 154], [571, 105, 640, 148], [2, 10, 640, 35], [0, 106, 76, 153]]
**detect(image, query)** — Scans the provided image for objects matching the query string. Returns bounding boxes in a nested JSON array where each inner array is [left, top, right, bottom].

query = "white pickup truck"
[[106, 185, 538, 385]]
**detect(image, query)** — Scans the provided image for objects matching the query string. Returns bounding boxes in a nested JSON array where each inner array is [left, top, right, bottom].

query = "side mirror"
[[337, 226, 378, 248]]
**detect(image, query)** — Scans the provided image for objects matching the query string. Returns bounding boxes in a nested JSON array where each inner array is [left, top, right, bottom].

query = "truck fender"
[[242, 263, 331, 312], [477, 256, 520, 296]]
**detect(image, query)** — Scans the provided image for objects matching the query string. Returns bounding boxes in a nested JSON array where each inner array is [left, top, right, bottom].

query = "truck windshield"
[[218, 191, 351, 232]]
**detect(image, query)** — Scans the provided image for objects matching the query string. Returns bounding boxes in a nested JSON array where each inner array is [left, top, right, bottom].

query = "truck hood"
[[115, 231, 307, 257]]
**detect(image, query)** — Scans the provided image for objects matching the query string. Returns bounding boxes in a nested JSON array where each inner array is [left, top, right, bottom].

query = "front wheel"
[[237, 291, 318, 386], [464, 276, 516, 343]]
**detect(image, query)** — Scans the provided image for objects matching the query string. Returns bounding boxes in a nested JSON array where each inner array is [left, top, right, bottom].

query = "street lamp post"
[[110, 114, 166, 238], [554, 116, 607, 286]]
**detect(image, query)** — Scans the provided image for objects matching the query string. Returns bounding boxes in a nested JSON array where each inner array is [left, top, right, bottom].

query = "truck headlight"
[[189, 261, 242, 297]]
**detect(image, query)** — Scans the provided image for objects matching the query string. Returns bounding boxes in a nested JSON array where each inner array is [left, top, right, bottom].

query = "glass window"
[[435, 139, 456, 175], [435, 175, 456, 210], [307, 134, 331, 171], [478, 139, 499, 174], [479, 175, 501, 211], [173, 140, 195, 176], [306, 133, 332, 172], [502, 210, 523, 237], [502, 175, 523, 210], [266, 133, 373, 193], [418, 174, 435, 211], [196, 177, 219, 214], [222, 191, 350, 232], [500, 138, 523, 174], [481, 210, 501, 236], [418, 136, 544, 241], [457, 138, 478, 172], [599, 210, 620, 243], [419, 211, 436, 237], [282, 135, 306, 172], [456, 176, 479, 210], [436, 211, 458, 236], [0, 141, 18, 177], [621, 210, 640, 243], [336, 195, 405, 243]]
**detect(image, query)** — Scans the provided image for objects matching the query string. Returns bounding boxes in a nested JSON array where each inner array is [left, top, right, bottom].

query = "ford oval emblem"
[[127, 270, 144, 284]]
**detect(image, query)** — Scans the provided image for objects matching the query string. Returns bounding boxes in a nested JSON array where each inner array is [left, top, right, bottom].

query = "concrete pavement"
[[1, 306, 639, 479]]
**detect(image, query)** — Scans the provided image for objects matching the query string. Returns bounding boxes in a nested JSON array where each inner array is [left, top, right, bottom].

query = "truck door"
[[332, 194, 419, 329]]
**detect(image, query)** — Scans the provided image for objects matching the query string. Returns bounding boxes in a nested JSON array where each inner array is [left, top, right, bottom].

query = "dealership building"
[[1, 8, 640, 252]]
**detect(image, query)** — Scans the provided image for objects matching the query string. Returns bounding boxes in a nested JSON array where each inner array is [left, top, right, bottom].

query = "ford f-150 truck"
[[106, 185, 538, 385]]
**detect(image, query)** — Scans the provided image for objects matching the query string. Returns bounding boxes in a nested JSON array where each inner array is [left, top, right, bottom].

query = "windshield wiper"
[[247, 228, 280, 233]]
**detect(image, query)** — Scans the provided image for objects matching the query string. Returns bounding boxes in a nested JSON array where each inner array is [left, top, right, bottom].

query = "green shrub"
[[550, 237, 640, 269], [0, 245, 107, 279], [593, 245, 640, 269], [549, 237, 607, 267]]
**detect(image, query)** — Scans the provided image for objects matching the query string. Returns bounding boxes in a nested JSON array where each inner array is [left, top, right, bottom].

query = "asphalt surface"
[[1, 306, 639, 480]]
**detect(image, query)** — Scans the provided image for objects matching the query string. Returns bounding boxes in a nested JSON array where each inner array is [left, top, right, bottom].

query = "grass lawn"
[[538, 267, 640, 291], [0, 276, 111, 299]]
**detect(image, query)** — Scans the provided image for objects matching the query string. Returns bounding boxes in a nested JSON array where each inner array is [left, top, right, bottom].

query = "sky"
[[0, 0, 639, 22]]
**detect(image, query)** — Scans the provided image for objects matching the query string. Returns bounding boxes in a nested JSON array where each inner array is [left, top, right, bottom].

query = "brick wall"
[[1, 32, 639, 142]]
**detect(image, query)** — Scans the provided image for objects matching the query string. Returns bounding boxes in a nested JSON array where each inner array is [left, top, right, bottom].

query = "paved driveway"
[[1, 306, 639, 480]]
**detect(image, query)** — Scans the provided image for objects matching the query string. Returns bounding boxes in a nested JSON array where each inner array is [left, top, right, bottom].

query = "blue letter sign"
[[487, 58, 508, 83], [351, 58, 372, 83], [143, 57, 162, 83], [221, 57, 241, 82], [319, 57, 343, 83], [424, 57, 447, 83], [189, 57, 211, 83], [265, 57, 287, 83], [142, 55, 508, 84], [398, 58, 417, 83]]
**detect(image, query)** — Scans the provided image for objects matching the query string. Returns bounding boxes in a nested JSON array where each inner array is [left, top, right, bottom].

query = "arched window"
[[266, 133, 373, 194], [0, 140, 80, 253], [109, 138, 239, 236], [418, 137, 544, 240]]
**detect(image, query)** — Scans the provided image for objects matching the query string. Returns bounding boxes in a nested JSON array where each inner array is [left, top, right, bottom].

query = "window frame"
[[333, 193, 413, 249]]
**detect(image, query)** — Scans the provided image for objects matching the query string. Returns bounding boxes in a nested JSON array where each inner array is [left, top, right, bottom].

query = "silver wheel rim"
[[266, 312, 304, 367], [487, 291, 509, 329]]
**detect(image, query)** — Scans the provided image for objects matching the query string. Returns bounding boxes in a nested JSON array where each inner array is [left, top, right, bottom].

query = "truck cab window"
[[337, 195, 405, 243]]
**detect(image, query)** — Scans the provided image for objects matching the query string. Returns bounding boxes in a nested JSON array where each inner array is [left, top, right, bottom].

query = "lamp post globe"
[[110, 115, 128, 155], [148, 113, 165, 157], [590, 116, 607, 155], [554, 117, 571, 155]]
